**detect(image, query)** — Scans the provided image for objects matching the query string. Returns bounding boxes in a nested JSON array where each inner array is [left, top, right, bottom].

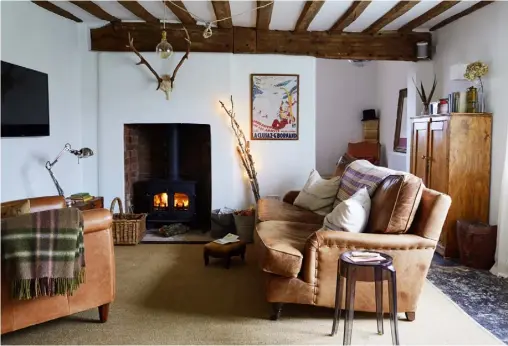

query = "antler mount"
[[126, 27, 191, 100]]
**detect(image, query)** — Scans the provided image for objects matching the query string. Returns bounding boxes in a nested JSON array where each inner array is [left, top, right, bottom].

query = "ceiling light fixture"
[[156, 0, 173, 59]]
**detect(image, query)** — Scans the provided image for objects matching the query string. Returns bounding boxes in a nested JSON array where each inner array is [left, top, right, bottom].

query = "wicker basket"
[[110, 197, 146, 245]]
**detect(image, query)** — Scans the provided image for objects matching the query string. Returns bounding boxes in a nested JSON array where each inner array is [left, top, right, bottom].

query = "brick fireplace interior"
[[124, 123, 211, 230]]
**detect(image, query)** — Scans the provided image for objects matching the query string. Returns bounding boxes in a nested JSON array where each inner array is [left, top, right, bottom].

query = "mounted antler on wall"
[[126, 27, 191, 100]]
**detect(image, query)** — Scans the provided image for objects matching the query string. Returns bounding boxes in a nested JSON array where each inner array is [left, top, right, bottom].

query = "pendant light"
[[156, 0, 173, 59]]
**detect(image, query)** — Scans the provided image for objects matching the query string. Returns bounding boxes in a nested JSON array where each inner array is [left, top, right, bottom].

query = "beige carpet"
[[1, 245, 502, 345]]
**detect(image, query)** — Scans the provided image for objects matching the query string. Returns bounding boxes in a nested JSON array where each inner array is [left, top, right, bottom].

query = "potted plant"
[[413, 75, 437, 116], [464, 61, 489, 112]]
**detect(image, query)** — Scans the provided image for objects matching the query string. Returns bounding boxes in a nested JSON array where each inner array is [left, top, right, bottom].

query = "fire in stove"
[[154, 192, 168, 209], [174, 192, 189, 210]]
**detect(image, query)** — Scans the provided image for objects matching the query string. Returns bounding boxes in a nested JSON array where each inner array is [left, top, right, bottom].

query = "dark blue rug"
[[428, 254, 508, 344]]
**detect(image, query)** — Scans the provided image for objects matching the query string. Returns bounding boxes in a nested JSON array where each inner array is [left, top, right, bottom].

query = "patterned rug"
[[428, 254, 508, 344]]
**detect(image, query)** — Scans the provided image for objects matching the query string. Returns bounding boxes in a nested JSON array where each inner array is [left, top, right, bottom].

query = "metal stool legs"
[[374, 267, 384, 335], [343, 266, 357, 345], [387, 265, 400, 345], [331, 265, 344, 336]]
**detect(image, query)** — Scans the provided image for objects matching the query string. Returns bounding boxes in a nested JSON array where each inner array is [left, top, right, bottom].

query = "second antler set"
[[126, 27, 191, 100]]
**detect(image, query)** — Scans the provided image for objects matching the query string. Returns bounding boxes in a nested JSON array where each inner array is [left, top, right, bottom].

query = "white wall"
[[1, 1, 85, 201], [376, 61, 414, 172], [432, 2, 508, 275], [315, 59, 377, 175], [96, 52, 316, 209]]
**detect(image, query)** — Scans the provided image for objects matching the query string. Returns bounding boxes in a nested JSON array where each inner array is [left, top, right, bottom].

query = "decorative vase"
[[421, 103, 430, 116], [476, 80, 486, 113]]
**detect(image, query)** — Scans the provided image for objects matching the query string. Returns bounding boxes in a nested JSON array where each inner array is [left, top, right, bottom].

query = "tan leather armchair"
[[256, 187, 451, 321], [1, 196, 115, 334]]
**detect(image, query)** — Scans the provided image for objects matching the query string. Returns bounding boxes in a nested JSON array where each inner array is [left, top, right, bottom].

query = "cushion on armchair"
[[368, 174, 424, 234]]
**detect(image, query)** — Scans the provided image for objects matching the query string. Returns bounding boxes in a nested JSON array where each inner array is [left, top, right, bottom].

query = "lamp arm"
[[45, 143, 71, 197]]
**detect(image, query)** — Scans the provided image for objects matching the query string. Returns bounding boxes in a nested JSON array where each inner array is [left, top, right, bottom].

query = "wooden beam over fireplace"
[[91, 22, 431, 61]]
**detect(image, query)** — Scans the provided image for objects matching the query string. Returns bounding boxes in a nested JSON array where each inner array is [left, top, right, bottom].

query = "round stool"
[[330, 250, 399, 345]]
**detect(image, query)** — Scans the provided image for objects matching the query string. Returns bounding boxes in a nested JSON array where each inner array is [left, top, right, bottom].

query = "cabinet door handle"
[[421, 155, 427, 159]]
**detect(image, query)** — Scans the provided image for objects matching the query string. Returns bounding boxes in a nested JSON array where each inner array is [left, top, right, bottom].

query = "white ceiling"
[[48, 0, 483, 31]]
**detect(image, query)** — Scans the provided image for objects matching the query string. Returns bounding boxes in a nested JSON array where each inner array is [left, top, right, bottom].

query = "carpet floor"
[[1, 245, 502, 345]]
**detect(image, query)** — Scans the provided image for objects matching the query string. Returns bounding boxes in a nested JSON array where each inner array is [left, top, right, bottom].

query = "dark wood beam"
[[294, 1, 325, 32], [256, 1, 274, 30], [32, 1, 83, 22], [70, 1, 119, 22], [399, 1, 460, 32], [330, 1, 371, 32], [118, 1, 159, 23], [90, 22, 431, 61], [211, 1, 233, 28], [165, 1, 196, 25], [430, 1, 493, 31], [363, 1, 420, 34]]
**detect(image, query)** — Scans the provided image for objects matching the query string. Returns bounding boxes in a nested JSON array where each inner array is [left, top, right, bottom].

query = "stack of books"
[[346, 251, 385, 263], [70, 193, 94, 203]]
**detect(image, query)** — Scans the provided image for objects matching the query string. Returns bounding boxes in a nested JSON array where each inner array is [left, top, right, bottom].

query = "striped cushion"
[[334, 160, 392, 207]]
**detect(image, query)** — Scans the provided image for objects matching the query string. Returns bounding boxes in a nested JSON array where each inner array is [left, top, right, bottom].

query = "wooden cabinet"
[[410, 113, 492, 258]]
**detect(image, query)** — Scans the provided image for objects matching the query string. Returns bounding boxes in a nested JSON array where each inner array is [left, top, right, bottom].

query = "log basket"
[[110, 197, 146, 245]]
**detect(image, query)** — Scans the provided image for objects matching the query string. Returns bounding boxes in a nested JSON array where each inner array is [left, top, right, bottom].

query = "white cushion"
[[323, 187, 371, 233], [293, 170, 341, 216]]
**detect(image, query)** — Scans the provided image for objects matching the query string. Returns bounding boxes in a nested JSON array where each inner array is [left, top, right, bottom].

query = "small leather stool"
[[203, 241, 246, 269], [331, 250, 399, 345]]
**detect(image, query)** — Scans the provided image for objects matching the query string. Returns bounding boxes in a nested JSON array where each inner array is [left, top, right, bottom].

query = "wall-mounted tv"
[[1, 61, 50, 137]]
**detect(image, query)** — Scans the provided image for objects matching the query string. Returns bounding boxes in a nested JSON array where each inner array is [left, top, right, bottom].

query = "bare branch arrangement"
[[219, 96, 260, 202]]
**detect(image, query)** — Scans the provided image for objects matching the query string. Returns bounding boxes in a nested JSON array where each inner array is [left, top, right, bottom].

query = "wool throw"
[[334, 160, 392, 207], [1, 207, 85, 300]]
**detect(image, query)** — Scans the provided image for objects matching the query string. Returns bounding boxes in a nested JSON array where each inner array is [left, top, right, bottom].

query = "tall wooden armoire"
[[410, 113, 492, 258]]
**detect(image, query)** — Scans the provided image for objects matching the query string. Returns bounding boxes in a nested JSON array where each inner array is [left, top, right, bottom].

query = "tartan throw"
[[334, 160, 393, 207], [1, 207, 85, 300]]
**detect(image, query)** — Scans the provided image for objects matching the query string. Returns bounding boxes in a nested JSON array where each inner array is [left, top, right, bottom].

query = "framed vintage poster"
[[251, 74, 299, 140]]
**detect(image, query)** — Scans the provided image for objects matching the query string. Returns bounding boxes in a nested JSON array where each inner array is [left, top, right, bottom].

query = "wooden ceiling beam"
[[211, 1, 233, 28], [363, 1, 420, 34], [256, 1, 274, 30], [90, 22, 430, 61], [118, 1, 159, 23], [294, 1, 325, 32], [399, 1, 460, 32], [70, 1, 119, 22], [330, 1, 371, 32], [32, 1, 83, 22], [164, 1, 196, 25], [430, 1, 493, 31]]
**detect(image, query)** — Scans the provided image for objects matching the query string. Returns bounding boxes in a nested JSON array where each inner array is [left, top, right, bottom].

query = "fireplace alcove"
[[124, 123, 211, 230]]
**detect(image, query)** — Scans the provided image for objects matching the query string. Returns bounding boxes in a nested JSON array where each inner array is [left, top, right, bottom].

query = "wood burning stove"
[[132, 124, 198, 226]]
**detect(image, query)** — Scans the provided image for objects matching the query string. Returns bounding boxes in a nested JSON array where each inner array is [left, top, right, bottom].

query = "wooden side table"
[[331, 251, 399, 345], [70, 197, 104, 211]]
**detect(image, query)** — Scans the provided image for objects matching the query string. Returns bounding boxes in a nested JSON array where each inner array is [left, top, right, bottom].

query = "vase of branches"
[[219, 96, 261, 203], [414, 76, 437, 116]]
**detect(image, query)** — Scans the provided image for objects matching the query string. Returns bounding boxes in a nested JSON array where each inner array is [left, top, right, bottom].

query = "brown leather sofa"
[[1, 196, 115, 334], [255, 166, 451, 321]]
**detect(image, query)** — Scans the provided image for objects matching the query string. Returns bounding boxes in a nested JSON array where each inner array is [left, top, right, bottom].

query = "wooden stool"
[[331, 250, 399, 345], [203, 241, 246, 269]]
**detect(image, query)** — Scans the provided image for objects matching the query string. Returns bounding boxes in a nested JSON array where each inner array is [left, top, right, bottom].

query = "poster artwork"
[[251, 74, 299, 140]]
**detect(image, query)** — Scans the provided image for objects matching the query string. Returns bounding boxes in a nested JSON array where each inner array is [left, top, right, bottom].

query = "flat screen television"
[[1, 61, 50, 137]]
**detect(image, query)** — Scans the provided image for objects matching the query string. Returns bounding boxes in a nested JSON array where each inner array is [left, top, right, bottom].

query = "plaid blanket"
[[334, 160, 393, 207], [1, 208, 85, 300]]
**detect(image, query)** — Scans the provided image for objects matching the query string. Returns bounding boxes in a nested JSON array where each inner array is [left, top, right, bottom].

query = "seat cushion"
[[257, 198, 325, 225], [368, 174, 424, 234], [255, 221, 320, 278]]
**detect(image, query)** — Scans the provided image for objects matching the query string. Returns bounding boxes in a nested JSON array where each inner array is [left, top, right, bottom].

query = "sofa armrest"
[[282, 190, 300, 204], [302, 230, 436, 285], [82, 208, 113, 234]]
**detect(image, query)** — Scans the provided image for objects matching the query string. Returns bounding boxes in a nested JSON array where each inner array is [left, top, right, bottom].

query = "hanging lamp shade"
[[156, 31, 173, 59]]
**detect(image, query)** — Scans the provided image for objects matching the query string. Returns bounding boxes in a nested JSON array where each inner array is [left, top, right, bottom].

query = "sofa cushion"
[[293, 170, 341, 216], [257, 198, 325, 225], [256, 220, 319, 278], [368, 174, 424, 234]]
